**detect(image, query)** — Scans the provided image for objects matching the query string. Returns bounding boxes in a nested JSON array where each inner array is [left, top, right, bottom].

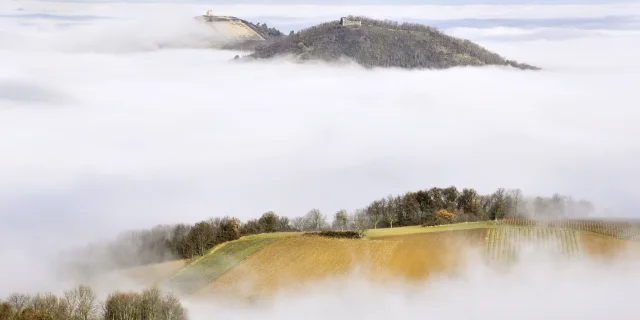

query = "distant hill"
[[248, 16, 539, 70]]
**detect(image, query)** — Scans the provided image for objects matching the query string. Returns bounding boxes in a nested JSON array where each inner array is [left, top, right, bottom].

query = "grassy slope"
[[196, 235, 399, 298], [365, 221, 495, 238], [162, 232, 300, 294]]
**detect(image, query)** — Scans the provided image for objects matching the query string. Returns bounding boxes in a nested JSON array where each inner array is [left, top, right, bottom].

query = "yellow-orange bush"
[[435, 209, 456, 225]]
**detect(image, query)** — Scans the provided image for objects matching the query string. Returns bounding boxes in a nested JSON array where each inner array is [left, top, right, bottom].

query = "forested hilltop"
[[62, 186, 594, 277], [248, 16, 539, 70]]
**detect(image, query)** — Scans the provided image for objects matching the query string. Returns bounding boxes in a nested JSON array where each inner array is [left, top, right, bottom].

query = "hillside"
[[248, 16, 539, 70], [195, 12, 284, 50], [121, 220, 640, 301]]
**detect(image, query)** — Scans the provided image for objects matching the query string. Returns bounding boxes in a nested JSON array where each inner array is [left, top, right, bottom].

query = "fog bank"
[[184, 246, 640, 320]]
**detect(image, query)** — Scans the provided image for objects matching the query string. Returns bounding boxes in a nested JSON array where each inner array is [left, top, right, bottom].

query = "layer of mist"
[[186, 243, 640, 320], [2, 2, 640, 315]]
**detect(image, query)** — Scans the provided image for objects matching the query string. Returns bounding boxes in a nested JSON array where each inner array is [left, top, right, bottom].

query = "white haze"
[[185, 247, 640, 320], [1, 0, 640, 314]]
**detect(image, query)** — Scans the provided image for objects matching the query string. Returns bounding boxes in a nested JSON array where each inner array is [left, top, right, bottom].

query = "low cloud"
[[0, 79, 71, 105], [184, 245, 640, 320]]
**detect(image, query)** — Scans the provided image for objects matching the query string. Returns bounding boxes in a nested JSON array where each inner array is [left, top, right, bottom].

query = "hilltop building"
[[340, 17, 362, 26]]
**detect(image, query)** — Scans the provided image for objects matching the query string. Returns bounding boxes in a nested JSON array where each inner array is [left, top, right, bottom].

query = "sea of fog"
[[1, 1, 640, 316]]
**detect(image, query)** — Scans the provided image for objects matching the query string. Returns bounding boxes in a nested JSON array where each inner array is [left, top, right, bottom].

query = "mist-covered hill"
[[248, 16, 539, 70]]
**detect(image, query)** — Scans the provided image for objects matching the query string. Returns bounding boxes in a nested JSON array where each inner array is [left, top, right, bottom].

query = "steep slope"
[[161, 233, 299, 295], [196, 228, 486, 300], [249, 16, 539, 70], [195, 13, 284, 50]]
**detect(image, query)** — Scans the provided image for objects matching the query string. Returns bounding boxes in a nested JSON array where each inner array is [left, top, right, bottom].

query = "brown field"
[[195, 229, 488, 300], [195, 235, 399, 299], [96, 222, 640, 302], [580, 231, 640, 259], [192, 226, 640, 301], [380, 228, 487, 281]]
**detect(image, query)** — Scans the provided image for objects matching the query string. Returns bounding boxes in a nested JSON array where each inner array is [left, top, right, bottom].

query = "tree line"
[[67, 186, 594, 271], [0, 286, 187, 320]]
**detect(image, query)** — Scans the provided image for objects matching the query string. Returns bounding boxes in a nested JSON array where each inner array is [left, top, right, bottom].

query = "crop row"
[[485, 226, 581, 261], [500, 218, 640, 239]]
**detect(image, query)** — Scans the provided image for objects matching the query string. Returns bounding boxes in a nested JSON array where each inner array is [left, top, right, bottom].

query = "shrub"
[[303, 231, 362, 239], [240, 219, 261, 235], [435, 209, 456, 225], [216, 217, 241, 243], [421, 220, 437, 227]]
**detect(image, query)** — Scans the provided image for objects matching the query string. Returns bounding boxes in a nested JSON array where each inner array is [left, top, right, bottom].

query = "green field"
[[365, 221, 496, 238], [162, 233, 299, 294]]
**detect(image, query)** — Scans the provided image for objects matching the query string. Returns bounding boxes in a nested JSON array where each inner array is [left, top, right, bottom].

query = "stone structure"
[[340, 17, 362, 26], [206, 10, 213, 16]]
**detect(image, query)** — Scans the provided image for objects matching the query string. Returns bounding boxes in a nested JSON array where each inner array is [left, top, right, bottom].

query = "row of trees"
[[0, 286, 187, 320], [275, 188, 594, 232], [66, 187, 595, 272], [91, 217, 243, 268], [354, 187, 595, 229]]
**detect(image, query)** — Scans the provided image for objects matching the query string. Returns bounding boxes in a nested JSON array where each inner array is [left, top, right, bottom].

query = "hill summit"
[[248, 16, 539, 70]]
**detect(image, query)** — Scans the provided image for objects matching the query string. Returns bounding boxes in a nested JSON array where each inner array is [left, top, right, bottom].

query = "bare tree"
[[103, 291, 140, 320], [384, 209, 398, 228], [139, 287, 163, 320], [2, 286, 188, 320], [507, 189, 525, 217], [351, 209, 369, 237], [159, 293, 188, 320], [550, 193, 567, 217], [26, 293, 68, 320], [305, 208, 327, 230], [366, 200, 384, 229], [290, 216, 307, 231], [63, 285, 99, 320], [489, 188, 507, 220], [6, 293, 30, 315], [276, 216, 290, 231]]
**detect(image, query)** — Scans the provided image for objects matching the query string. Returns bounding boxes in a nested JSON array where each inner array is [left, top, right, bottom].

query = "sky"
[[1, 0, 640, 299]]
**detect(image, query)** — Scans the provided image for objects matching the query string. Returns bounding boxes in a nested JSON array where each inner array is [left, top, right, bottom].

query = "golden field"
[[122, 222, 640, 300]]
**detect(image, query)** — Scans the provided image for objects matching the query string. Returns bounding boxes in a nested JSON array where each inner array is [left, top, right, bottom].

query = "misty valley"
[[1, 0, 640, 319]]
